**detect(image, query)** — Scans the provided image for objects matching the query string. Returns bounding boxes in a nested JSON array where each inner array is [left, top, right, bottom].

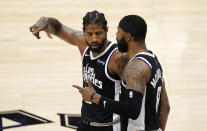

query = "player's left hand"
[[73, 78, 96, 102]]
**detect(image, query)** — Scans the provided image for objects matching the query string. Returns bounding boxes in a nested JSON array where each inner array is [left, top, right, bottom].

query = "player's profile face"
[[116, 27, 128, 53], [84, 24, 107, 53]]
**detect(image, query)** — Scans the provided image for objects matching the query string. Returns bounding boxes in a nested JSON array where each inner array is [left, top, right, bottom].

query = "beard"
[[86, 37, 107, 53], [117, 36, 128, 53]]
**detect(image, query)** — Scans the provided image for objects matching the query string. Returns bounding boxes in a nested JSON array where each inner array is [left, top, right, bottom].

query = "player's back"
[[121, 51, 163, 131]]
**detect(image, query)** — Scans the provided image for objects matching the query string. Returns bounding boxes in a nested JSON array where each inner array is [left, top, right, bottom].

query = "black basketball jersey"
[[121, 51, 163, 131], [81, 42, 121, 123]]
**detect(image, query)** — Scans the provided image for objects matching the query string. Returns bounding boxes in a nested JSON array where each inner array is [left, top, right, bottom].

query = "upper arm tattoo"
[[62, 25, 84, 38], [124, 60, 151, 94], [60, 25, 86, 54]]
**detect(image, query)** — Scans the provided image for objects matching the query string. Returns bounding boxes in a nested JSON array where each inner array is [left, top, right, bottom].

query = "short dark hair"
[[119, 15, 147, 41], [82, 10, 107, 32]]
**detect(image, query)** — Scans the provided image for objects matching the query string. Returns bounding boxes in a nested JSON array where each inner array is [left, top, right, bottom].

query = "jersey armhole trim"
[[81, 46, 89, 61], [134, 57, 152, 70], [105, 48, 120, 82]]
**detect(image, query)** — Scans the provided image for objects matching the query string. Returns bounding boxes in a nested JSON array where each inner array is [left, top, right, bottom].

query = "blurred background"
[[0, 0, 207, 130]]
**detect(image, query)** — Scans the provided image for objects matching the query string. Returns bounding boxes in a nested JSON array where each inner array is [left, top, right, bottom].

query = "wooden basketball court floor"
[[0, 0, 207, 130]]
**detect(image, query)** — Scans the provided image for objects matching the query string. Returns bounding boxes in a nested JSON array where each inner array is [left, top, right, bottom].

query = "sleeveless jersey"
[[81, 42, 121, 123], [121, 51, 163, 131]]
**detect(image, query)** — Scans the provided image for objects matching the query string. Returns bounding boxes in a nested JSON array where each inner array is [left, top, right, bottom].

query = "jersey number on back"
[[156, 86, 162, 114]]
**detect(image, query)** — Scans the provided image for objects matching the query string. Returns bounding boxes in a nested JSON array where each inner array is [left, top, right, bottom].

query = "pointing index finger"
[[72, 85, 83, 90]]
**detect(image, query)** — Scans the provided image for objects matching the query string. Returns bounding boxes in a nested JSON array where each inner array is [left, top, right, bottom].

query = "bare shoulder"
[[123, 59, 151, 94], [112, 50, 129, 66], [109, 50, 129, 78]]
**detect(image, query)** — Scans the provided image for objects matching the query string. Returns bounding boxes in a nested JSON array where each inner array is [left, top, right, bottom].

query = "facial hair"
[[117, 36, 128, 53], [86, 37, 107, 53]]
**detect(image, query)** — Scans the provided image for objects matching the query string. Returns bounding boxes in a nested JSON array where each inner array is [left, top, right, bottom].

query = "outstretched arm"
[[29, 17, 87, 55]]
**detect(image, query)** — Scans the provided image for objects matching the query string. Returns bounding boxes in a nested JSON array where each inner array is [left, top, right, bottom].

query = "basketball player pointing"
[[73, 15, 170, 131], [30, 11, 128, 131]]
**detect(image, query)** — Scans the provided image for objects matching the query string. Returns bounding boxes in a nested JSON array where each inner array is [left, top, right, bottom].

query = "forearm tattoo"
[[47, 17, 62, 34]]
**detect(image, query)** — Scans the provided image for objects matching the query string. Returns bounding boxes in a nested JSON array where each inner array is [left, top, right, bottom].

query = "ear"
[[105, 27, 109, 32], [125, 33, 132, 42]]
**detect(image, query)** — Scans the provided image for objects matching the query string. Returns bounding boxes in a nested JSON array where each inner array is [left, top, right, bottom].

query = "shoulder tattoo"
[[124, 60, 150, 94]]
